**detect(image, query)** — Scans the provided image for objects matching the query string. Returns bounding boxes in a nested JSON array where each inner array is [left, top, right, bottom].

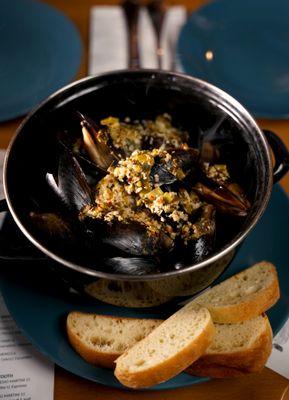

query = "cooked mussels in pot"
[[30, 113, 251, 274]]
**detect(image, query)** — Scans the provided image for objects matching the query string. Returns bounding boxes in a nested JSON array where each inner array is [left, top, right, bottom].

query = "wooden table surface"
[[1, 0, 289, 398]]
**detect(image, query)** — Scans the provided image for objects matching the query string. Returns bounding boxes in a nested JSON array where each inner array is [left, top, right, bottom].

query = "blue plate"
[[0, 184, 289, 390], [177, 0, 289, 118], [0, 0, 82, 122]]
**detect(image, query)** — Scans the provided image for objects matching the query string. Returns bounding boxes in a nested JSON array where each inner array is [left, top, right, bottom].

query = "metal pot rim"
[[3, 69, 273, 281]]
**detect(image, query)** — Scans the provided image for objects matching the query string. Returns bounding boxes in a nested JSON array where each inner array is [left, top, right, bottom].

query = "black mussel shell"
[[102, 221, 173, 256], [172, 148, 199, 173], [169, 234, 215, 271], [194, 182, 249, 217], [57, 130, 104, 186], [47, 148, 94, 214], [198, 116, 226, 162], [191, 234, 215, 263], [150, 162, 177, 186], [78, 112, 119, 171]]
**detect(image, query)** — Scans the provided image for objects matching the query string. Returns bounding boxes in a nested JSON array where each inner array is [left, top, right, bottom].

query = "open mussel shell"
[[103, 257, 160, 275], [77, 112, 119, 171], [197, 116, 226, 162], [226, 182, 251, 209], [102, 221, 174, 256], [47, 148, 94, 214], [57, 132, 103, 186], [194, 182, 250, 217]]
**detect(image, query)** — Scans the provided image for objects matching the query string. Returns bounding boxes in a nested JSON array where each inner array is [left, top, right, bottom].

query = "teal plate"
[[0, 0, 82, 122], [0, 185, 289, 390], [177, 0, 289, 118]]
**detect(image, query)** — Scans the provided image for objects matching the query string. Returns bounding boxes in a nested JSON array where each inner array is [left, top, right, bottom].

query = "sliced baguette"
[[67, 312, 162, 368], [85, 279, 172, 308], [114, 305, 214, 388], [186, 314, 273, 378], [67, 312, 273, 379], [193, 261, 280, 323]]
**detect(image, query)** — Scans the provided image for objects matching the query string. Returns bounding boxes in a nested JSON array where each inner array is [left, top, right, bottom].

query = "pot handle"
[[0, 203, 48, 262], [0, 198, 8, 212], [263, 130, 289, 184], [0, 234, 48, 262], [0, 246, 48, 262]]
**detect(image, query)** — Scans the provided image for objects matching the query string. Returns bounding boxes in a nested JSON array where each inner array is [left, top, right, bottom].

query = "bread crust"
[[66, 312, 162, 369], [197, 262, 280, 323], [67, 261, 278, 384], [186, 316, 273, 378], [114, 314, 215, 388], [67, 325, 118, 368]]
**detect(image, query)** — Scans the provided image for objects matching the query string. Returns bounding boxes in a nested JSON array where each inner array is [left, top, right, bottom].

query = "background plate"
[[0, 185, 289, 390], [0, 0, 82, 122], [177, 0, 289, 118]]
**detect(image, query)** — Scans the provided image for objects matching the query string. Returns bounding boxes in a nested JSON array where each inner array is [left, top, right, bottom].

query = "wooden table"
[[1, 0, 289, 398]]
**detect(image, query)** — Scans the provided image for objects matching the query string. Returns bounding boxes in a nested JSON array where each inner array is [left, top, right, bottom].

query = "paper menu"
[[0, 293, 54, 399], [0, 151, 54, 399], [267, 318, 289, 379]]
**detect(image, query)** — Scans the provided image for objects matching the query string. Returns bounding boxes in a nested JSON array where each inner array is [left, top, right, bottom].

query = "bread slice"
[[193, 261, 279, 323], [84, 279, 172, 308], [67, 312, 162, 368], [114, 305, 214, 388], [67, 312, 272, 379], [186, 314, 273, 378]]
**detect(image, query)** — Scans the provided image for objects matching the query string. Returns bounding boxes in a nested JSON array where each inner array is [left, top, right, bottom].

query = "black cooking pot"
[[1, 70, 289, 307]]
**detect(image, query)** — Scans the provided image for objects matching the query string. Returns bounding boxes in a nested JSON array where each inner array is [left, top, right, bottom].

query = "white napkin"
[[89, 5, 186, 74]]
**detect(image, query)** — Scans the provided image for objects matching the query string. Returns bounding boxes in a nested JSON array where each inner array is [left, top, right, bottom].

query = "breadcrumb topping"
[[80, 115, 223, 246]]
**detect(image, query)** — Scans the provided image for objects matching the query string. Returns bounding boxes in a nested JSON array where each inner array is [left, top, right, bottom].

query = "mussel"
[[198, 116, 226, 162], [102, 220, 174, 256], [45, 147, 174, 258], [173, 204, 216, 268], [47, 148, 94, 214], [78, 113, 119, 171], [193, 117, 251, 216], [194, 182, 250, 217], [148, 148, 199, 189], [189, 204, 216, 262], [30, 113, 251, 273]]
